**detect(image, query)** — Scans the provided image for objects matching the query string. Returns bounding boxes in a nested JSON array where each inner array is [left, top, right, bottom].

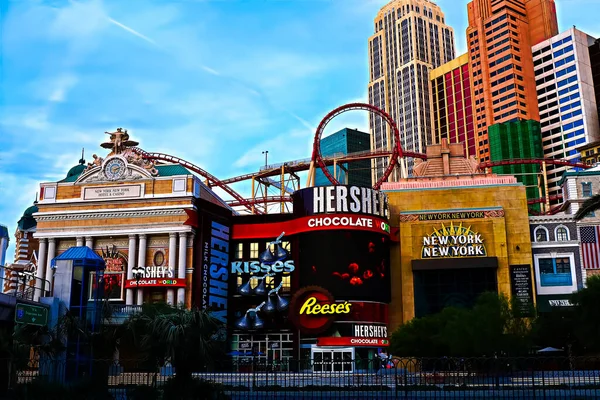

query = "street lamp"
[[262, 151, 269, 168]]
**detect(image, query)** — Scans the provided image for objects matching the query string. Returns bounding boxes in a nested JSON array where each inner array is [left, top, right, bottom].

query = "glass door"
[[311, 347, 354, 373]]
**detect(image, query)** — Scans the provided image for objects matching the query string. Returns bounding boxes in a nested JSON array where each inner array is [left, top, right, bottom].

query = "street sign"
[[15, 303, 49, 326]]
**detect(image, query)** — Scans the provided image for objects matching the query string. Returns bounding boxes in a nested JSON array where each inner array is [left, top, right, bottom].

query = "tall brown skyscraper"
[[368, 0, 455, 181], [467, 0, 558, 162]]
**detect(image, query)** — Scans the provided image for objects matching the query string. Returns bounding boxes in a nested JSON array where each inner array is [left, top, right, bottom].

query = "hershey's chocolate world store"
[[193, 185, 392, 371]]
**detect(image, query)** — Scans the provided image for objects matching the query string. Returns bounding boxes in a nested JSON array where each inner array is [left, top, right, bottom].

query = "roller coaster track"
[[133, 144, 592, 215], [478, 158, 589, 170], [527, 194, 563, 205], [219, 149, 427, 186], [130, 148, 264, 214]]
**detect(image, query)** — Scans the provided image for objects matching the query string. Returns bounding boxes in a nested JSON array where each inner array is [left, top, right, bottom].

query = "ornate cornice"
[[36, 209, 187, 222], [399, 209, 505, 222]]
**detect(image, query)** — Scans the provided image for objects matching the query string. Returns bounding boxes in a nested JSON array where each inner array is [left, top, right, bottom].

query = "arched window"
[[534, 226, 548, 242], [555, 226, 569, 241]]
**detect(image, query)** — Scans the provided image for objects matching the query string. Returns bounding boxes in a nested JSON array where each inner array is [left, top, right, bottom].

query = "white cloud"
[[21, 110, 51, 131], [49, 0, 109, 39], [48, 74, 79, 102]]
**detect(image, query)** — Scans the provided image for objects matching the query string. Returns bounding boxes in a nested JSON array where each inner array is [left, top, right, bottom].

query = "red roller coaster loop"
[[311, 103, 404, 190]]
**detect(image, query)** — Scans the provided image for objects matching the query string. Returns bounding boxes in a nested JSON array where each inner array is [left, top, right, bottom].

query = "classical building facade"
[[559, 165, 600, 279], [32, 129, 231, 308], [529, 215, 582, 312], [2, 203, 40, 296]]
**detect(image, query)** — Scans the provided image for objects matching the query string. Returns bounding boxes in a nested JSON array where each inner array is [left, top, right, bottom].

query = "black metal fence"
[[2, 356, 600, 399]]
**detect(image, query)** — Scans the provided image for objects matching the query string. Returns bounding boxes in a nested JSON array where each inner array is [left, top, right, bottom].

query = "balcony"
[[540, 273, 573, 287]]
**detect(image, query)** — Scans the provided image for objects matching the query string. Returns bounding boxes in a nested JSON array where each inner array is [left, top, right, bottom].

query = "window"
[[534, 226, 548, 242], [555, 226, 569, 241], [235, 243, 243, 260], [250, 242, 259, 258], [552, 36, 572, 48], [538, 257, 573, 287], [582, 182, 593, 197]]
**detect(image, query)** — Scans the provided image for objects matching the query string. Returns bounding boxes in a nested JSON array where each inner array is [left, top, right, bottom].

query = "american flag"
[[580, 226, 600, 269]]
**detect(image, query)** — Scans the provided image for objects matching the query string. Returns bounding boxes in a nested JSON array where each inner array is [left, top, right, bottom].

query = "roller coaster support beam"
[[280, 165, 285, 213], [542, 161, 550, 212]]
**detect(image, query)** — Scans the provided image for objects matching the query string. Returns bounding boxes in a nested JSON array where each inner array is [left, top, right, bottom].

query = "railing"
[[85, 304, 143, 325], [0, 265, 51, 302], [2, 357, 600, 399]]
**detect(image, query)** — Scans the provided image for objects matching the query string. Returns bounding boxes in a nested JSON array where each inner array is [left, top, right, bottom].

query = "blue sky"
[[1, 0, 598, 260]]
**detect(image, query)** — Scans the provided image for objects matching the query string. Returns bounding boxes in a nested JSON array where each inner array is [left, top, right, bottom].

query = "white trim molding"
[[533, 252, 579, 295], [33, 225, 194, 239], [35, 209, 187, 222], [554, 225, 570, 241]]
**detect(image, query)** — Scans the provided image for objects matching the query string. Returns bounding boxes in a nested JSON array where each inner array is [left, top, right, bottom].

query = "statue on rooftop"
[[101, 127, 139, 155]]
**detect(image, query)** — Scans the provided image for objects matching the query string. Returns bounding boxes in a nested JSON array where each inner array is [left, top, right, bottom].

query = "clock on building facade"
[[103, 157, 127, 181]]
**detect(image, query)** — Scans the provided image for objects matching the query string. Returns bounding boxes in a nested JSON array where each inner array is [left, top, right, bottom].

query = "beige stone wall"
[[386, 183, 534, 332]]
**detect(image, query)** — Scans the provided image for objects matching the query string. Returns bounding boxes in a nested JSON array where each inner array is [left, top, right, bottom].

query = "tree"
[[571, 275, 600, 354], [574, 194, 600, 220], [389, 292, 532, 357], [127, 305, 224, 381]]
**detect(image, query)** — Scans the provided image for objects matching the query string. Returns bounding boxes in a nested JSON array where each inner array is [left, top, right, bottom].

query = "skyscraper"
[[533, 28, 600, 203], [314, 128, 372, 187], [467, 0, 558, 163], [488, 119, 544, 210], [368, 0, 455, 181], [430, 53, 476, 158]]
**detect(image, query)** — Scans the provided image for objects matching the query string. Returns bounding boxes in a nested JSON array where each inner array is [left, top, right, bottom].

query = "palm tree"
[[574, 194, 600, 220], [127, 305, 224, 382]]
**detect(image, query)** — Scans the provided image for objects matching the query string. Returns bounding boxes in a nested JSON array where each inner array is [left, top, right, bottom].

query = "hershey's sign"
[[203, 221, 230, 324], [353, 324, 388, 338], [137, 266, 174, 279], [312, 186, 388, 218]]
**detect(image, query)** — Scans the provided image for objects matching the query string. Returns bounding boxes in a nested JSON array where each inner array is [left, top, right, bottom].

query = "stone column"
[[85, 236, 93, 249], [166, 233, 177, 306], [34, 239, 47, 301], [177, 232, 187, 306], [44, 238, 56, 295], [126, 235, 137, 305], [136, 235, 147, 306], [76, 237, 84, 247]]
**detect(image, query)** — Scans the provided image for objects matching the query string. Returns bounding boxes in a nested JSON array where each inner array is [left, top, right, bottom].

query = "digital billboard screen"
[[299, 230, 391, 303]]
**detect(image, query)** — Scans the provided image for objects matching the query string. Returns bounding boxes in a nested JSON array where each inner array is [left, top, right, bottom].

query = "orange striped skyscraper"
[[467, 0, 558, 162]]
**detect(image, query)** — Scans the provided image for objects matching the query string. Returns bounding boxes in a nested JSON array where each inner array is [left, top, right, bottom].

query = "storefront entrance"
[[311, 347, 354, 373]]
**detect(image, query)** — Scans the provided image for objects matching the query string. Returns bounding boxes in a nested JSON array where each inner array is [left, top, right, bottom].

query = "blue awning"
[[51, 246, 105, 269]]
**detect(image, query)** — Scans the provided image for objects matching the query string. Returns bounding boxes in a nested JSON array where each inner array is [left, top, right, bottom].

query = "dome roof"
[[22, 204, 39, 217], [18, 203, 38, 231], [66, 163, 86, 179], [64, 153, 87, 180]]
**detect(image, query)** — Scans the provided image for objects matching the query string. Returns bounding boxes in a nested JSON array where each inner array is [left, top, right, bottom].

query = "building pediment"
[[76, 155, 157, 184]]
